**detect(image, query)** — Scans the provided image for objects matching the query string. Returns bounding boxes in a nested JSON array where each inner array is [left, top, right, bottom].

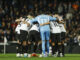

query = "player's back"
[[36, 14, 50, 31], [50, 21, 61, 33], [29, 24, 39, 32], [36, 14, 50, 24], [20, 22, 29, 31], [59, 23, 66, 32]]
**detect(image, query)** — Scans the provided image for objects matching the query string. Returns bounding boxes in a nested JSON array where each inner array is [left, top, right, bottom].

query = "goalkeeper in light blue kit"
[[29, 14, 57, 57]]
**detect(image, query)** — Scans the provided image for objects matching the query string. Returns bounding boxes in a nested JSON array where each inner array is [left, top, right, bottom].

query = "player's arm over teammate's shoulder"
[[49, 15, 57, 21], [40, 21, 50, 26], [29, 18, 37, 25]]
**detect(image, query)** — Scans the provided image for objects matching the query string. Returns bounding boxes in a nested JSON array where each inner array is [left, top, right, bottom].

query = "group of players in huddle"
[[15, 13, 66, 58]]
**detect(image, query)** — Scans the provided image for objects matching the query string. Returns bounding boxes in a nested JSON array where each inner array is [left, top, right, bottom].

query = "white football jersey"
[[59, 24, 66, 32], [15, 24, 21, 34], [20, 21, 29, 31], [50, 21, 61, 33], [58, 16, 66, 32], [29, 24, 39, 32]]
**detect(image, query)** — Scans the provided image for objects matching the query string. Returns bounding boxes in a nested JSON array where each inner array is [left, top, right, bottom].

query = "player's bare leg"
[[22, 41, 28, 57]]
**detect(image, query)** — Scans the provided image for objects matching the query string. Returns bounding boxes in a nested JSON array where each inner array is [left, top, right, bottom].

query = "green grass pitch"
[[0, 54, 80, 60]]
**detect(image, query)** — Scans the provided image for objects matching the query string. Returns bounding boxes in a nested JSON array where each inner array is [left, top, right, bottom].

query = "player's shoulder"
[[37, 14, 49, 17]]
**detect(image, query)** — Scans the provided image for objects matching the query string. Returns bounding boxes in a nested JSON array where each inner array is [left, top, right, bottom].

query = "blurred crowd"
[[0, 0, 80, 47]]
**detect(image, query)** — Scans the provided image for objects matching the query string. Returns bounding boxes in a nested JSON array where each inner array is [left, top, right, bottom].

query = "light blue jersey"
[[30, 14, 56, 31]]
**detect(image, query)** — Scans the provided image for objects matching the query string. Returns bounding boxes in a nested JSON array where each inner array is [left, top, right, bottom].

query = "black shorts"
[[61, 32, 65, 41], [15, 32, 20, 41], [28, 30, 40, 42], [20, 30, 28, 42], [51, 33, 61, 43]]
